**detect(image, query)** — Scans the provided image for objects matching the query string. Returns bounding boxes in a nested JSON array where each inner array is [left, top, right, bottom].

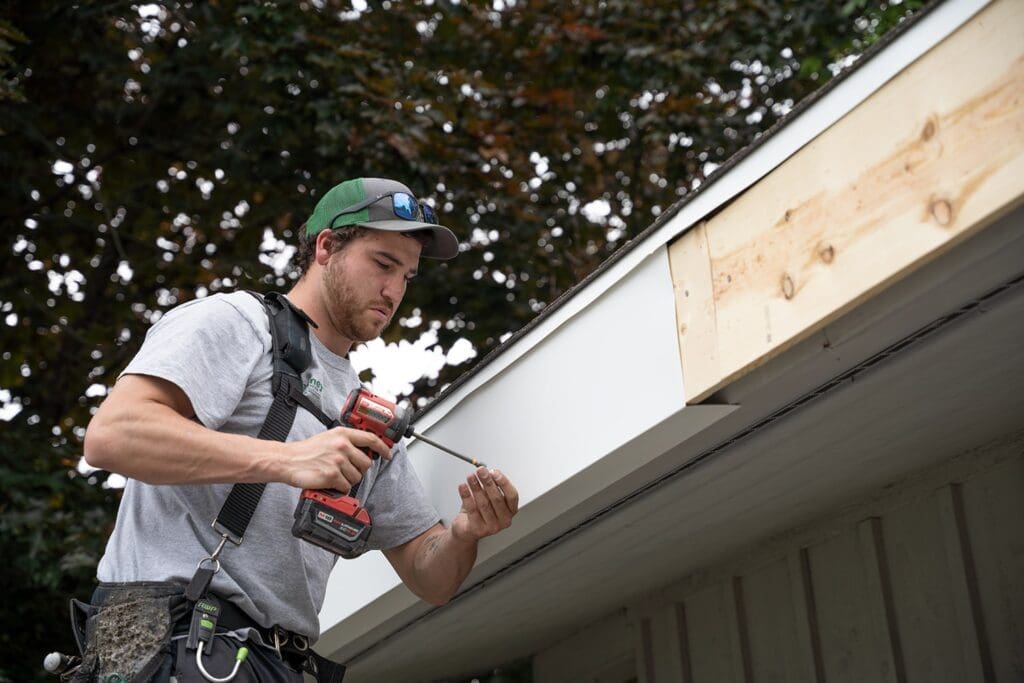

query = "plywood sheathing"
[[669, 0, 1024, 404]]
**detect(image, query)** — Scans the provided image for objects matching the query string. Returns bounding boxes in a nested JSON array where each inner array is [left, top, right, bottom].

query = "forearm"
[[388, 469, 520, 605], [405, 527, 479, 606], [84, 387, 286, 486]]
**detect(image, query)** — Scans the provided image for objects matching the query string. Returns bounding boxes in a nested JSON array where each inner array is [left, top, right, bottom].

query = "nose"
[[381, 273, 406, 305]]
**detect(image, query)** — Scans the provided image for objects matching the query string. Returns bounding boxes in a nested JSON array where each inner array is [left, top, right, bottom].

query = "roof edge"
[[412, 0, 986, 427]]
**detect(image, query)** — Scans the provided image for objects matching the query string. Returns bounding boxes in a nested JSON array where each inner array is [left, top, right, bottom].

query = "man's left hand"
[[451, 467, 519, 543]]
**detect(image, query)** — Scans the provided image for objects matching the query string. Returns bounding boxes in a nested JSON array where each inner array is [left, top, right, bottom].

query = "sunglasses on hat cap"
[[327, 191, 438, 229]]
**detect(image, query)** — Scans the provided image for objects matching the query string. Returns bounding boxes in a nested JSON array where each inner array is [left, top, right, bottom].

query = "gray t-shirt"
[[96, 291, 440, 639]]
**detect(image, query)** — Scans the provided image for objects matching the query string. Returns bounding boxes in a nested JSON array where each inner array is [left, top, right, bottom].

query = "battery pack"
[[292, 491, 371, 558]]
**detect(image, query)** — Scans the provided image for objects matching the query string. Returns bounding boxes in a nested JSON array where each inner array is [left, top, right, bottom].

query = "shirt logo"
[[302, 376, 324, 408]]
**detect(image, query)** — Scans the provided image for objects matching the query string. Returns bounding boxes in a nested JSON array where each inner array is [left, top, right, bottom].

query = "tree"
[[0, 1, 928, 679]]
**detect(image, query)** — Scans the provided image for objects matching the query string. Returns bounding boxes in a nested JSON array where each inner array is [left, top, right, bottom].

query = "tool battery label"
[[314, 508, 361, 541]]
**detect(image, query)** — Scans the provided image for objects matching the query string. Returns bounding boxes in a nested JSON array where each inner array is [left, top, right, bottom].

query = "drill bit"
[[411, 431, 487, 469]]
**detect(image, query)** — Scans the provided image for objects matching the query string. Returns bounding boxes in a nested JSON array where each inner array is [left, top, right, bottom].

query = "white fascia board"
[[414, 247, 687, 514], [412, 0, 991, 436], [320, 247, 737, 651], [317, 0, 990, 648]]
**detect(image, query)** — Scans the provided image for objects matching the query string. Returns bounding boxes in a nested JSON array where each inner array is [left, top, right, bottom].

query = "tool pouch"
[[69, 582, 187, 683], [69, 598, 97, 659]]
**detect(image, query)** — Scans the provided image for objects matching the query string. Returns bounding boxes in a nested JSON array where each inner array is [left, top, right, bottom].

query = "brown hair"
[[294, 225, 433, 276]]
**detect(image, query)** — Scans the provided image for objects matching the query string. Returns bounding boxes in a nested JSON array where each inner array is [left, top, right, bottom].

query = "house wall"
[[533, 430, 1024, 683]]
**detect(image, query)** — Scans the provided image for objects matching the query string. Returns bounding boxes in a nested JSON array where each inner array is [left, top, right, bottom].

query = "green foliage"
[[0, 423, 120, 682], [0, 17, 28, 108], [0, 1, 929, 679]]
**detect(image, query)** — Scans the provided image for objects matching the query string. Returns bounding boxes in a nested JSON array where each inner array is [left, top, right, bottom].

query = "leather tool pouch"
[[69, 582, 187, 683]]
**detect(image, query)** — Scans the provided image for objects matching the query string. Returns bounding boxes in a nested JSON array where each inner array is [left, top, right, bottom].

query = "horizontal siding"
[[532, 442, 1023, 683]]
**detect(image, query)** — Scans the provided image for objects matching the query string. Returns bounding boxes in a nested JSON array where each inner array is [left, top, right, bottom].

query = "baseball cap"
[[305, 177, 459, 260]]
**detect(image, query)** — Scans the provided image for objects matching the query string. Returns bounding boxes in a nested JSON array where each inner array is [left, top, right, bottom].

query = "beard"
[[321, 260, 394, 343]]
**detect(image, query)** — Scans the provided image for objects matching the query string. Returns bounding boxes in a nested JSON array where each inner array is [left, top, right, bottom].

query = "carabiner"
[[195, 534, 230, 575], [195, 641, 249, 683], [186, 534, 229, 602]]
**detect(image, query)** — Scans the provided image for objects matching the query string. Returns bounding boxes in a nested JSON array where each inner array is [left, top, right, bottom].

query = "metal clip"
[[195, 643, 249, 683], [198, 534, 229, 574], [211, 534, 229, 561], [186, 534, 230, 602], [271, 626, 290, 660]]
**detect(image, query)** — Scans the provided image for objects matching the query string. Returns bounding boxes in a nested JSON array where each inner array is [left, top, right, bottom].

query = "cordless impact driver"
[[291, 387, 484, 557]]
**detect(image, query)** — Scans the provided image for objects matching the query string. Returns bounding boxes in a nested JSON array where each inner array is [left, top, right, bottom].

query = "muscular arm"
[[384, 468, 519, 605], [384, 523, 478, 606], [84, 374, 389, 488]]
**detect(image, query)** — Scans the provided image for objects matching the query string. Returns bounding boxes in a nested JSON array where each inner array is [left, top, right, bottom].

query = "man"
[[82, 177, 519, 682]]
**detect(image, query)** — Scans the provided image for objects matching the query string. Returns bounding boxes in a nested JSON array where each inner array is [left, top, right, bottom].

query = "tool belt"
[[68, 582, 344, 683], [68, 581, 185, 683]]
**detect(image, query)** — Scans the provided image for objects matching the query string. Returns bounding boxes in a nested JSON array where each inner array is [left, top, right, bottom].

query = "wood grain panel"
[[668, 221, 719, 401], [670, 0, 1024, 402]]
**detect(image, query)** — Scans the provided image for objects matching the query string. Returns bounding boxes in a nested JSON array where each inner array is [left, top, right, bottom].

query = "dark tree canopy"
[[0, 1, 927, 679]]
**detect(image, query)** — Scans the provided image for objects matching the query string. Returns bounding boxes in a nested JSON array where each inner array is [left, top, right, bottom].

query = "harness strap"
[[304, 652, 347, 683], [202, 293, 349, 680], [212, 292, 335, 544]]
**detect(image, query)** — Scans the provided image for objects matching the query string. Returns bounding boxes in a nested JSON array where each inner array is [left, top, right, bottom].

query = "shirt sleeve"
[[120, 296, 268, 430], [363, 441, 441, 551]]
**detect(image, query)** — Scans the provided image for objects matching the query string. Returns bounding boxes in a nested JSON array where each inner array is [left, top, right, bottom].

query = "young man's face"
[[320, 229, 422, 343]]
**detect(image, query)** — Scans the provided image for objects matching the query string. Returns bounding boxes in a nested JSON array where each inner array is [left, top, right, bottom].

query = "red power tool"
[[291, 387, 484, 557]]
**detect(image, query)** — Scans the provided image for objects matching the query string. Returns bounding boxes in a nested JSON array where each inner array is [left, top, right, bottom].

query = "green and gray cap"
[[305, 177, 459, 260]]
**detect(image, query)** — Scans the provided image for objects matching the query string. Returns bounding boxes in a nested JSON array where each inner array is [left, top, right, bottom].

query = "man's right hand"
[[282, 427, 392, 492]]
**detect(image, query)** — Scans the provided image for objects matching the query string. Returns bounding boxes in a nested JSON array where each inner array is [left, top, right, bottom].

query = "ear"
[[314, 230, 334, 267]]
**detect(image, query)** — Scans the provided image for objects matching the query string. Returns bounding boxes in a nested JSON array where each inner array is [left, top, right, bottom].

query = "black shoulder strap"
[[212, 292, 337, 545], [256, 291, 338, 427]]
